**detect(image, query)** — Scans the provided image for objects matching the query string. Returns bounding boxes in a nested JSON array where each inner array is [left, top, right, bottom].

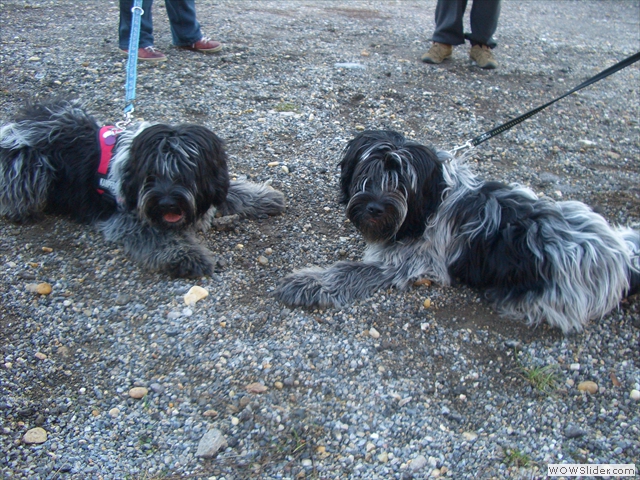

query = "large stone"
[[23, 427, 47, 444], [184, 286, 209, 305], [196, 429, 228, 458]]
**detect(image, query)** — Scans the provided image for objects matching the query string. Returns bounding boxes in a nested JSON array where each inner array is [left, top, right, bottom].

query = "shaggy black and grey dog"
[[0, 98, 285, 278], [276, 130, 640, 334]]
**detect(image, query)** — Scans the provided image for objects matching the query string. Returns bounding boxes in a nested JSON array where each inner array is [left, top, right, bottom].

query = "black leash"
[[451, 51, 640, 154]]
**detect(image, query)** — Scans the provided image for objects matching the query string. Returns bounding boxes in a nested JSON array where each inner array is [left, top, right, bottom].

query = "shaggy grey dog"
[[276, 130, 640, 334], [0, 99, 285, 278]]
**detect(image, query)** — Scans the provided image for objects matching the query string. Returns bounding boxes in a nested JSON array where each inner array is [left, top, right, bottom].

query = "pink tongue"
[[163, 213, 183, 223]]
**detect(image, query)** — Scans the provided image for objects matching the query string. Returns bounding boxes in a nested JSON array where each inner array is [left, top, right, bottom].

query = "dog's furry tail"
[[0, 122, 55, 221], [220, 179, 286, 219]]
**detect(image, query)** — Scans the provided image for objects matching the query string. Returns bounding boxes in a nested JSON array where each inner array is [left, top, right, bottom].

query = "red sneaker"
[[182, 37, 222, 53], [121, 46, 167, 62]]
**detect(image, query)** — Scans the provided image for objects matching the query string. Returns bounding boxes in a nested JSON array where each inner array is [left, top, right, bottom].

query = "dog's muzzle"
[[346, 190, 408, 243], [138, 183, 196, 229]]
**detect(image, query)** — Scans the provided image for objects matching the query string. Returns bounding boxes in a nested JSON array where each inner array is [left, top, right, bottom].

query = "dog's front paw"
[[165, 249, 216, 278], [274, 268, 337, 308], [259, 186, 286, 216]]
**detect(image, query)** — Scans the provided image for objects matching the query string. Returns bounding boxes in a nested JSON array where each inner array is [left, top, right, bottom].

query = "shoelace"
[[193, 37, 218, 48], [143, 46, 160, 53]]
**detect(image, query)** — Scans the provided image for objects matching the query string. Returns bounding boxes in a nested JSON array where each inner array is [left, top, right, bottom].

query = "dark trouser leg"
[[466, 0, 501, 48], [164, 0, 202, 46], [119, 0, 155, 49], [432, 0, 468, 46]]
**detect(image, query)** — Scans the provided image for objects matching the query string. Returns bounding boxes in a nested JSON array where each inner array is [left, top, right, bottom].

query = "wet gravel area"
[[1, 1, 639, 478]]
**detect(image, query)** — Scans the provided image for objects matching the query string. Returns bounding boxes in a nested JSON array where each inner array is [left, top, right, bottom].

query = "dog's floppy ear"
[[408, 141, 445, 215], [338, 133, 366, 204], [179, 125, 230, 210], [396, 141, 446, 235]]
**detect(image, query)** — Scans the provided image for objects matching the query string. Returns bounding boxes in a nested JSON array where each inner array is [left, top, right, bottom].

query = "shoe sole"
[[120, 50, 167, 62], [137, 57, 167, 62], [180, 45, 223, 53], [471, 60, 497, 69], [421, 55, 451, 64]]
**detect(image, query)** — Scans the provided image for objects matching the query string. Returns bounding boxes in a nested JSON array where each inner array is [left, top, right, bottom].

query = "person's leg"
[[467, 0, 501, 48], [119, 0, 155, 50], [432, 0, 468, 46], [164, 0, 202, 46], [467, 0, 501, 68]]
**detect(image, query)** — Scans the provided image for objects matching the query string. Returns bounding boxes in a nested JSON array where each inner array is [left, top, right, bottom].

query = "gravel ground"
[[1, 1, 639, 479]]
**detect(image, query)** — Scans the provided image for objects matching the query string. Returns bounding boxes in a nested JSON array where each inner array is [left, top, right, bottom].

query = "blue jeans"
[[119, 0, 202, 50], [432, 0, 501, 48]]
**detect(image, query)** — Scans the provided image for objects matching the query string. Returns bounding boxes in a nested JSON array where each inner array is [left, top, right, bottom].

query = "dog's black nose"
[[366, 202, 385, 217]]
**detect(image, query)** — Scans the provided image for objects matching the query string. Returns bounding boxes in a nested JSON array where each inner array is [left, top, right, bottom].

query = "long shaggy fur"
[[276, 130, 640, 334], [0, 98, 285, 278]]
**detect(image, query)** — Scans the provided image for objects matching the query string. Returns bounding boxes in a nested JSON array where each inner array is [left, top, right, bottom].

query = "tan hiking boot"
[[421, 42, 453, 64], [469, 44, 498, 69]]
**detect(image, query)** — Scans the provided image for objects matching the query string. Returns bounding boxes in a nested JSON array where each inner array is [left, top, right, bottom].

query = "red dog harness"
[[96, 126, 121, 196]]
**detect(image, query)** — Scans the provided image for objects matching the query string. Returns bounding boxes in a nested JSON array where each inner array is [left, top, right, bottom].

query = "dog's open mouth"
[[163, 212, 183, 223]]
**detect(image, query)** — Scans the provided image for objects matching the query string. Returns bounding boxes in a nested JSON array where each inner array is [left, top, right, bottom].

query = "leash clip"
[[449, 140, 474, 158], [115, 107, 134, 130]]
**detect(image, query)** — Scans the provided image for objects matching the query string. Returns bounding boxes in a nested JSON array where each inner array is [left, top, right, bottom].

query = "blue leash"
[[120, 0, 144, 127]]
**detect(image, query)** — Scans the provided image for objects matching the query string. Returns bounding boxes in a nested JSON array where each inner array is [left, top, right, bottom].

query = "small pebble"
[[26, 283, 52, 295], [245, 382, 268, 394], [577, 381, 598, 394], [411, 454, 428, 471], [115, 293, 131, 306], [630, 389, 640, 401], [369, 327, 380, 339], [578, 139, 597, 149], [564, 425, 587, 439], [129, 387, 149, 399]]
